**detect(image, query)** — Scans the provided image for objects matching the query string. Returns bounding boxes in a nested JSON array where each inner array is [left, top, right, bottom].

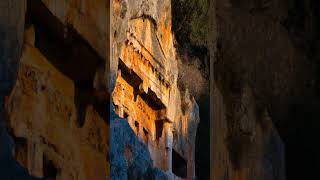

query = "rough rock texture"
[[0, 1, 41, 179], [6, 39, 109, 179], [212, 0, 288, 179], [0, 122, 42, 180], [212, 0, 320, 179], [171, 1, 211, 179], [40, 0, 109, 60], [2, 0, 110, 180], [111, 0, 201, 179], [110, 106, 168, 180], [212, 83, 286, 180]]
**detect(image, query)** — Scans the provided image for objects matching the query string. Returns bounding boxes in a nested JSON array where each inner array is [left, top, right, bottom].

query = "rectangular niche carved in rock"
[[155, 120, 164, 140]]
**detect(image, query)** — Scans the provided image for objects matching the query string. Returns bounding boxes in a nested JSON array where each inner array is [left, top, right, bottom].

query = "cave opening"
[[26, 0, 108, 127], [143, 128, 149, 143], [143, 128, 149, 137], [139, 90, 166, 111], [118, 59, 143, 90], [155, 120, 164, 140], [134, 121, 139, 135], [172, 149, 187, 178], [123, 111, 129, 119], [43, 155, 58, 179], [118, 58, 166, 111]]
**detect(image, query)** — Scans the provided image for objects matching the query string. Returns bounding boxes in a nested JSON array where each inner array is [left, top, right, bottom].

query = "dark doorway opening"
[[43, 155, 58, 179], [172, 149, 187, 178], [155, 120, 164, 140]]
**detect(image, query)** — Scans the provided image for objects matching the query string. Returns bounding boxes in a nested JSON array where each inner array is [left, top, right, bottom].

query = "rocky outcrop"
[[212, 82, 286, 180], [211, 3, 287, 176], [2, 0, 110, 180], [0, 1, 39, 179], [110, 107, 168, 180], [211, 0, 319, 179], [39, 0, 109, 60], [111, 0, 201, 179]]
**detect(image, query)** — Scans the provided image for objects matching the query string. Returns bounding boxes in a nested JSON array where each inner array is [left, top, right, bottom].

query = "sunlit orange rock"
[[5, 4, 110, 179], [111, 0, 200, 179]]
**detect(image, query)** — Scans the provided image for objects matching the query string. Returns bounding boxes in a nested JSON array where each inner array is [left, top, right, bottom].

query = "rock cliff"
[[213, 0, 320, 179], [213, 0, 288, 179], [111, 0, 206, 179], [1, 0, 110, 180]]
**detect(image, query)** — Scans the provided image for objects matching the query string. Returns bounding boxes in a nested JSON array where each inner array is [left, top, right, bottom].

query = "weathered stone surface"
[[0, 123, 43, 180], [6, 36, 109, 179], [110, 107, 168, 180], [212, 82, 286, 180], [40, 0, 109, 60], [213, 0, 320, 179], [0, 1, 42, 179], [213, 0, 288, 179], [215, 0, 317, 127], [111, 0, 200, 179], [2, 1, 110, 179]]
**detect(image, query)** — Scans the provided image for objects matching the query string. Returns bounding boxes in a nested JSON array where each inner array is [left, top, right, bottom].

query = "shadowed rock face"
[[213, 0, 288, 179], [0, 0, 44, 179], [213, 0, 320, 179], [0, 0, 25, 96], [110, 106, 168, 180]]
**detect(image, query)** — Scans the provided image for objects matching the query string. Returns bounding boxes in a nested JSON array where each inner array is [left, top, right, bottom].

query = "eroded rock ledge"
[[111, 0, 200, 179], [2, 0, 110, 179]]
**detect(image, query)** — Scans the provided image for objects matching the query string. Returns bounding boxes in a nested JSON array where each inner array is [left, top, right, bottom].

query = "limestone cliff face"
[[212, 82, 286, 180], [2, 0, 110, 180], [111, 0, 200, 179], [212, 0, 309, 179]]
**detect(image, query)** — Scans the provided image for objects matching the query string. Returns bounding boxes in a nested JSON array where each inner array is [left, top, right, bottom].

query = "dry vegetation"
[[177, 54, 208, 99]]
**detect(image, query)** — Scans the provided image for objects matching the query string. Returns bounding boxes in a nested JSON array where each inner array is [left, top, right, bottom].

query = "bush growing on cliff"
[[177, 55, 208, 99]]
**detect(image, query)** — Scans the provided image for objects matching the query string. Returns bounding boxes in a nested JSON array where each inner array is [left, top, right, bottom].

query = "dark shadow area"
[[43, 155, 57, 179], [134, 121, 140, 135], [0, 114, 43, 180], [171, 1, 210, 179], [118, 59, 143, 89], [143, 128, 149, 144], [155, 120, 164, 140], [118, 58, 166, 111], [27, 0, 109, 127], [13, 136, 28, 168], [213, 0, 320, 179], [111, 112, 168, 179], [283, 102, 320, 180], [195, 95, 210, 179], [278, 1, 320, 179], [139, 90, 165, 111], [172, 149, 187, 178]]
